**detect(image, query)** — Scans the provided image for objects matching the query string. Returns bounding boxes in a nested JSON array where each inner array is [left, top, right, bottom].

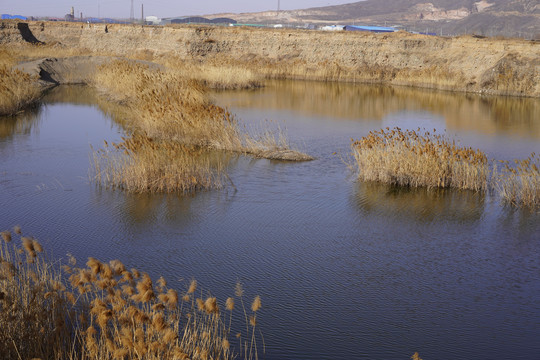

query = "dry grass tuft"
[[0, 66, 42, 116], [91, 134, 226, 193], [90, 60, 311, 193], [155, 56, 262, 90], [495, 153, 540, 209], [92, 60, 244, 151], [352, 127, 490, 191], [0, 228, 263, 360], [352, 128, 539, 210]]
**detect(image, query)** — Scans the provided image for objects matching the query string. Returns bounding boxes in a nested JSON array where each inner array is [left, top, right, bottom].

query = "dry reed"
[[352, 127, 490, 191], [0, 227, 262, 359], [0, 66, 42, 116], [90, 60, 310, 192], [157, 57, 262, 90], [352, 128, 540, 210], [495, 153, 540, 209], [92, 60, 244, 150], [91, 134, 225, 193]]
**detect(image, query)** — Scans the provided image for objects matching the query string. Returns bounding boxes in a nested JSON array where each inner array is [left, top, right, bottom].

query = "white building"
[[320, 25, 345, 31], [145, 16, 161, 25]]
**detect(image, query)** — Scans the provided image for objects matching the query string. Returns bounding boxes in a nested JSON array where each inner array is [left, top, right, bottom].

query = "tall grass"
[[157, 57, 262, 90], [0, 229, 72, 359], [92, 60, 244, 151], [91, 135, 226, 193], [0, 66, 42, 116], [352, 128, 540, 210], [495, 153, 540, 208], [90, 60, 311, 192], [1, 227, 262, 360], [352, 127, 490, 191]]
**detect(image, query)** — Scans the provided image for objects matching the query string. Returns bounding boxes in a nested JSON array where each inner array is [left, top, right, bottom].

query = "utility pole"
[[130, 0, 134, 22], [141, 3, 144, 24], [278, 0, 280, 12]]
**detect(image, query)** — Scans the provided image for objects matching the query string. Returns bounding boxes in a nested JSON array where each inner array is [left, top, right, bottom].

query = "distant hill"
[[212, 0, 540, 38]]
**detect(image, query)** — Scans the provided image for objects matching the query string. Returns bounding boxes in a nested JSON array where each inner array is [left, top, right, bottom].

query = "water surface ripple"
[[0, 84, 539, 360]]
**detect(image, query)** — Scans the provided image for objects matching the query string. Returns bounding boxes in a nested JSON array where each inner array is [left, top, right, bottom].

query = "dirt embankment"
[[2, 20, 539, 97]]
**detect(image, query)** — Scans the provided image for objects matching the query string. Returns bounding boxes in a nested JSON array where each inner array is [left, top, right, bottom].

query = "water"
[[1, 83, 539, 360]]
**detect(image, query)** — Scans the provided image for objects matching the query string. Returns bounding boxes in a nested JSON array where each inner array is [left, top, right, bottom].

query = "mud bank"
[[15, 56, 162, 87], [1, 20, 539, 97]]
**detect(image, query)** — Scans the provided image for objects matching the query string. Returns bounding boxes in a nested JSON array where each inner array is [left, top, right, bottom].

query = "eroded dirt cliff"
[[2, 21, 539, 97]]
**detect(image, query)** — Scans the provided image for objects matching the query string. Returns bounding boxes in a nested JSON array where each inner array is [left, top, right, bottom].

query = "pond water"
[[1, 83, 539, 360]]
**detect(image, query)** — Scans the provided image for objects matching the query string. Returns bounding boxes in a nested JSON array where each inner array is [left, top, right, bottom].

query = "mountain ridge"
[[211, 0, 539, 38]]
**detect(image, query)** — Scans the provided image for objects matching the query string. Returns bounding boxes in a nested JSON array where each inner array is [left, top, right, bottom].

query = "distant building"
[[65, 6, 75, 22], [145, 16, 161, 25], [320, 25, 345, 31], [344, 25, 396, 33], [170, 17, 211, 24], [1, 14, 28, 20], [165, 16, 237, 25], [210, 17, 236, 25]]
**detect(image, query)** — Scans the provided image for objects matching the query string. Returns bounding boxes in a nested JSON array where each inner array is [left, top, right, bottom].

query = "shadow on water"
[[352, 180, 487, 223], [215, 80, 540, 139]]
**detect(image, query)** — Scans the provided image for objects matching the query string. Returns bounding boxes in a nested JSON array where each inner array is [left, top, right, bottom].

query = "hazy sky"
[[1, 1, 358, 18]]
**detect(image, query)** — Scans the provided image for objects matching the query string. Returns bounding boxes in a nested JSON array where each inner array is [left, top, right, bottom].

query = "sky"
[[1, 0, 358, 18]]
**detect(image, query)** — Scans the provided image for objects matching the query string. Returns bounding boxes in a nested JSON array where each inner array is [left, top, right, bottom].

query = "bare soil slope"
[[2, 20, 539, 97]]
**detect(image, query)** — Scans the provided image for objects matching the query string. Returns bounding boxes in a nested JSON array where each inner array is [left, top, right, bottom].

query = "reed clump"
[[90, 61, 241, 192], [495, 153, 540, 209], [90, 60, 311, 192], [157, 58, 262, 90], [352, 128, 540, 210], [91, 134, 225, 193], [352, 127, 490, 191], [93, 60, 244, 151], [0, 227, 262, 359], [0, 66, 42, 116], [0, 229, 71, 359]]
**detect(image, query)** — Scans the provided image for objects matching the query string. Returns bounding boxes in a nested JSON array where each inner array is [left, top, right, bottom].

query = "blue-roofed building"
[[2, 14, 28, 20], [345, 25, 395, 33]]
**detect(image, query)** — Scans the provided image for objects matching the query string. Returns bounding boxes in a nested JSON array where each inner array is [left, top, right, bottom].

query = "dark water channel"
[[1, 83, 539, 360]]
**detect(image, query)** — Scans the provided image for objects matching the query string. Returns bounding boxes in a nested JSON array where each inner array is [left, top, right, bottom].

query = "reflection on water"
[[215, 80, 540, 139], [353, 181, 486, 223], [0, 85, 130, 142], [90, 151, 238, 228], [0, 106, 42, 140], [43, 85, 103, 105]]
